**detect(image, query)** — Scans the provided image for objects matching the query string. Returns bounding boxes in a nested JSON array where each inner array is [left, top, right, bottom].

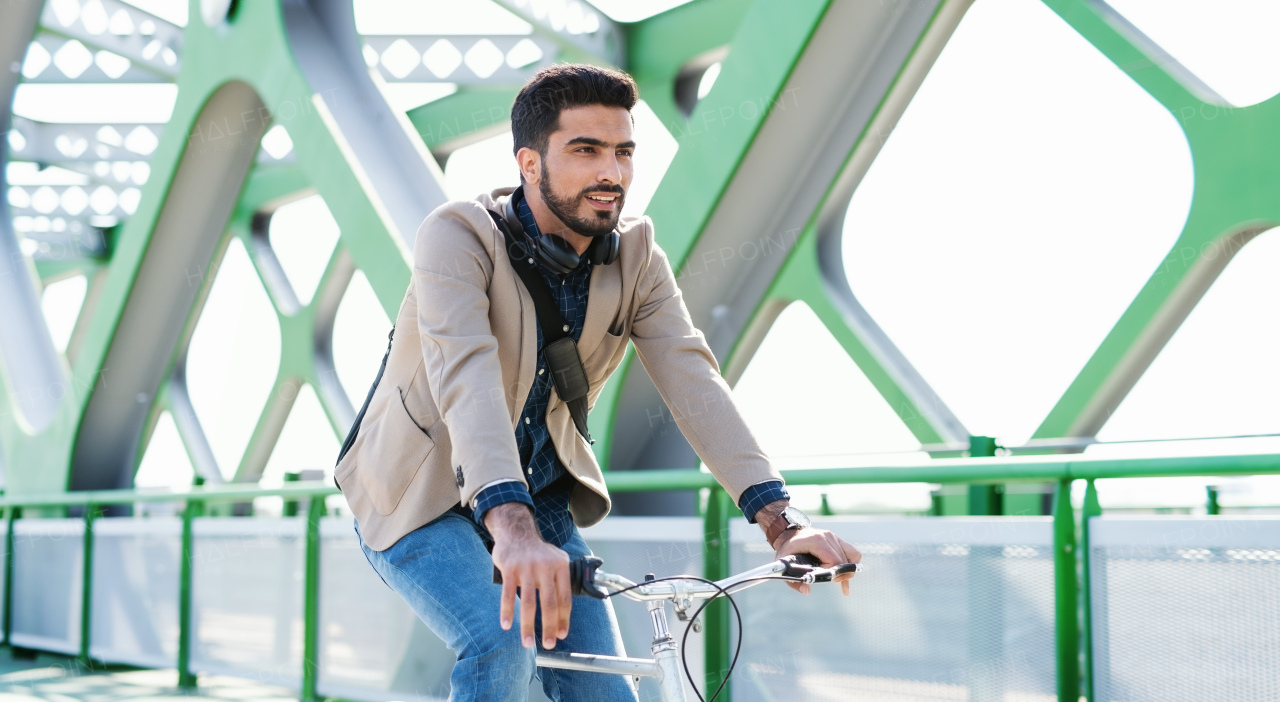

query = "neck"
[[523, 186, 593, 256]]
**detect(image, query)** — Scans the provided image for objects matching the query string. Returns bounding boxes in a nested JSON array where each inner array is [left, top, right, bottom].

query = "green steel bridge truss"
[[0, 0, 1277, 510]]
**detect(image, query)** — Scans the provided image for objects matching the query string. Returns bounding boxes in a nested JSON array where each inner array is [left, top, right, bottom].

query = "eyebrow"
[[565, 136, 636, 150]]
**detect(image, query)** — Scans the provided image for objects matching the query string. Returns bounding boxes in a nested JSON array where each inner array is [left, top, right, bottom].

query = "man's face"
[[524, 104, 634, 238]]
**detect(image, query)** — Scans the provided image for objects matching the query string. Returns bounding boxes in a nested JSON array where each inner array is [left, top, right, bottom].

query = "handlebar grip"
[[780, 554, 862, 580], [832, 562, 862, 577], [491, 556, 609, 599], [780, 553, 821, 576]]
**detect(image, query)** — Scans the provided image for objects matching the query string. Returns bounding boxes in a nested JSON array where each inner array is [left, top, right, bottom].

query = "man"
[[337, 64, 860, 701]]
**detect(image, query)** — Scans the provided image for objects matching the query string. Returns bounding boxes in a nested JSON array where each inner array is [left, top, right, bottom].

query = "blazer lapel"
[[579, 259, 621, 362]]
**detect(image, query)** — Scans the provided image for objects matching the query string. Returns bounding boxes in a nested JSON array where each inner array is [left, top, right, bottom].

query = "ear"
[[516, 146, 541, 186]]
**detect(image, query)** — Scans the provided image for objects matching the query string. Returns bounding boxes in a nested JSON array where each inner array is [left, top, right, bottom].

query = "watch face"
[[783, 506, 811, 528]]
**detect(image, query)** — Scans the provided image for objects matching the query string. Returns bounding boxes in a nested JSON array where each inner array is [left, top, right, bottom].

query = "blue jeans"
[[357, 510, 637, 702]]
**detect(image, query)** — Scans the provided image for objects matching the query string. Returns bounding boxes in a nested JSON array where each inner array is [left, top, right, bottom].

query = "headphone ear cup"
[[533, 234, 581, 275], [590, 232, 620, 266]]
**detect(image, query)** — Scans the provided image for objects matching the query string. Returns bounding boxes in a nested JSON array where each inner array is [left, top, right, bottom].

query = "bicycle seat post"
[[646, 596, 687, 701]]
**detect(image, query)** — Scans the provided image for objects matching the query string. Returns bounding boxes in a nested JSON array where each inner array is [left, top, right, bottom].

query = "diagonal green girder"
[[1033, 0, 1280, 441], [0, 0, 419, 495], [5, 0, 1273, 505], [588, 0, 834, 469]]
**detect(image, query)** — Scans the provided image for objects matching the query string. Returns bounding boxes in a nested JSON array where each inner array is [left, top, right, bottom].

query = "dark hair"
[[511, 63, 639, 160]]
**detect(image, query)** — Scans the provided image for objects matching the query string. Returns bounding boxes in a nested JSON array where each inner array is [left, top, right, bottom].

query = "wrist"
[[754, 499, 790, 535], [484, 502, 539, 543], [759, 503, 811, 548]]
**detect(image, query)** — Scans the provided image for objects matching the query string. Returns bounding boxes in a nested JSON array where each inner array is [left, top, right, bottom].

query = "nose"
[[597, 154, 622, 185]]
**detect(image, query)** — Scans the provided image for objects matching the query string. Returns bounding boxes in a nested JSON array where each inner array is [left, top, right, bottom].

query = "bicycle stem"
[[649, 596, 688, 701]]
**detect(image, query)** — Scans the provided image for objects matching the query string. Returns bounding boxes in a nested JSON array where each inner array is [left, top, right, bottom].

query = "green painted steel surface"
[[1081, 479, 1102, 702], [591, 0, 834, 469], [702, 487, 734, 697], [2, 0, 1270, 515], [1052, 480, 1081, 701], [1, 0, 411, 495], [2, 507, 15, 646], [301, 496, 325, 702], [177, 498, 200, 689], [3, 1, 1280, 694], [1033, 0, 1280, 442], [78, 505, 96, 663]]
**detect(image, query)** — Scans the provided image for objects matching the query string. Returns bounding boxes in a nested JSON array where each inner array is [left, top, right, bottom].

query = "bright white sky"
[[17, 0, 1280, 510]]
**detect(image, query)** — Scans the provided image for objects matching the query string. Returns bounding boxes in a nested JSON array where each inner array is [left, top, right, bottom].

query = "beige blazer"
[[337, 187, 782, 551]]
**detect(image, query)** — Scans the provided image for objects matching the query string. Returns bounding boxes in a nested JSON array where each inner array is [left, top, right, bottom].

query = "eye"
[[617, 149, 633, 157]]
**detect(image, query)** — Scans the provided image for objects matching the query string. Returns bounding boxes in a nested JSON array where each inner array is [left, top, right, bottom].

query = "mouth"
[[584, 192, 620, 210]]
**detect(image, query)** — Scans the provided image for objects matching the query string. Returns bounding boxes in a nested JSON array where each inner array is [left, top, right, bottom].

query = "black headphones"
[[503, 185, 620, 275]]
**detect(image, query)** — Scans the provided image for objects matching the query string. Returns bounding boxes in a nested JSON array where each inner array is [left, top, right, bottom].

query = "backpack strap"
[[488, 209, 594, 444]]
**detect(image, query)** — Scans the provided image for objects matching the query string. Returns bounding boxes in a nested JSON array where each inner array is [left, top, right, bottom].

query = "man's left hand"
[[773, 527, 861, 596]]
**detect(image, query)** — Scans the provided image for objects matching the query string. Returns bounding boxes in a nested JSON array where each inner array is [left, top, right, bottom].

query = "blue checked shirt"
[[458, 198, 788, 547]]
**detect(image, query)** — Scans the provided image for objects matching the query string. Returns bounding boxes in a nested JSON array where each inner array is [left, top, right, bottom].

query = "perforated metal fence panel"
[[11, 518, 83, 655], [190, 517, 305, 687], [317, 517, 451, 702], [580, 516, 706, 702], [1090, 516, 1280, 702], [313, 515, 705, 702], [729, 517, 1057, 702], [90, 517, 182, 667]]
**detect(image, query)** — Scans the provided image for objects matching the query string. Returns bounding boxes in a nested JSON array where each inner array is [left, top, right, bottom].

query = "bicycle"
[[496, 553, 861, 702]]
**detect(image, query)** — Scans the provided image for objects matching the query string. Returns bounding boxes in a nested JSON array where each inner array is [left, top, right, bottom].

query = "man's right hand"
[[485, 502, 571, 650]]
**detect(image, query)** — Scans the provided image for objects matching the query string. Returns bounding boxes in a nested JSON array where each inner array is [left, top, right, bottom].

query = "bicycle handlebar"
[[493, 553, 860, 601]]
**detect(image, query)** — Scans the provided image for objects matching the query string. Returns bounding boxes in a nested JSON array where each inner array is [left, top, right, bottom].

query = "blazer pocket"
[[358, 389, 437, 516]]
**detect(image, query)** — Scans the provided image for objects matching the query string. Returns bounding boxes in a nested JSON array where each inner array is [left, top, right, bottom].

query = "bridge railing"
[[2, 451, 1279, 701]]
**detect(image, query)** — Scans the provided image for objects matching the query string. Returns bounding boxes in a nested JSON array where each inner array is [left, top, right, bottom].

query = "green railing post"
[[301, 494, 325, 701], [967, 436, 1002, 516], [966, 438, 1002, 701], [177, 496, 203, 690], [79, 503, 98, 666], [702, 486, 732, 698], [3, 506, 19, 646], [1081, 479, 1102, 702], [283, 472, 301, 517], [1206, 486, 1221, 515], [1052, 478, 1081, 702]]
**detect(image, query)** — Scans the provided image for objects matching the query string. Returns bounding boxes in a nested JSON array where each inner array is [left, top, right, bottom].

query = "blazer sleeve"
[[628, 237, 783, 505], [413, 206, 524, 507]]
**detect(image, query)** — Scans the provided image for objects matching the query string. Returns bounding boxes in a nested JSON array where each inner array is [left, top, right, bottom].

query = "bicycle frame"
[[533, 558, 797, 702]]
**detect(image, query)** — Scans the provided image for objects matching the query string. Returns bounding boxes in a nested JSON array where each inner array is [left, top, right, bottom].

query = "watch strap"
[[765, 510, 801, 547]]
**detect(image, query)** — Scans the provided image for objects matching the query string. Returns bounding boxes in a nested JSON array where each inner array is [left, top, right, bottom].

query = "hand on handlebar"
[[485, 503, 571, 650], [773, 527, 862, 596]]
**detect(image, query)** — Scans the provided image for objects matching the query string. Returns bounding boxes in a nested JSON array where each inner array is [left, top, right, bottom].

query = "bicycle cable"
[[601, 572, 816, 702]]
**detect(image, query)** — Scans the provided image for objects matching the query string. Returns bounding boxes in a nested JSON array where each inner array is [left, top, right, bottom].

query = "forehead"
[[550, 105, 633, 145]]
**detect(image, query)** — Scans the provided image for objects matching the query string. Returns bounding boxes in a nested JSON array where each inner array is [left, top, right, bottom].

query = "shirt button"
[[527, 466, 533, 475], [538, 368, 544, 375], [562, 324, 569, 332], [524, 417, 531, 424]]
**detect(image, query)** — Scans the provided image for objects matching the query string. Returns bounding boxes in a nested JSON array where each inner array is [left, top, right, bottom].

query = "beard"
[[538, 161, 624, 238]]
